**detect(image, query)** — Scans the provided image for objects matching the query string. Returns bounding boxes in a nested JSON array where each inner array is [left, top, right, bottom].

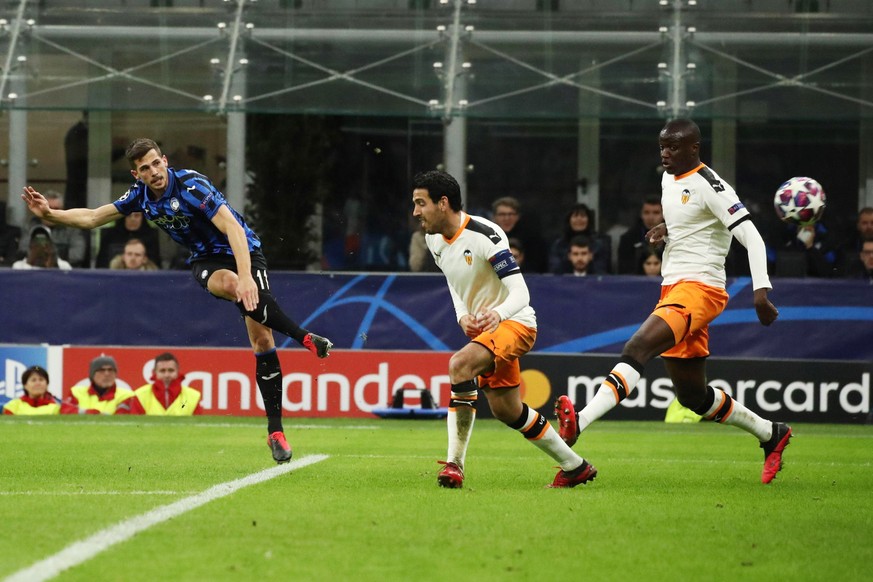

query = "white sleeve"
[[447, 283, 469, 324], [732, 220, 772, 290], [493, 273, 531, 322]]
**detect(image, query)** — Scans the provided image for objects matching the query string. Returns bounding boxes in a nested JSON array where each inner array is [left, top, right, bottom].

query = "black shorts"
[[191, 250, 272, 297]]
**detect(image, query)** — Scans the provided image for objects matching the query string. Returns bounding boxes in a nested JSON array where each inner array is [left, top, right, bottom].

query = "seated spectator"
[[12, 225, 72, 270], [3, 366, 73, 415], [129, 352, 202, 415], [109, 238, 159, 271], [491, 196, 548, 273], [845, 239, 873, 283], [18, 190, 88, 267], [408, 228, 439, 273], [0, 201, 21, 266], [846, 207, 873, 251], [560, 234, 602, 277], [638, 246, 662, 277], [549, 203, 611, 274], [617, 196, 663, 274], [509, 237, 526, 271], [95, 212, 161, 269], [65, 355, 134, 414], [837, 207, 873, 274], [772, 220, 841, 278]]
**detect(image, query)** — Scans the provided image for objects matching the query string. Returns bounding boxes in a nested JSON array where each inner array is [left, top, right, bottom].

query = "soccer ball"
[[773, 177, 826, 225]]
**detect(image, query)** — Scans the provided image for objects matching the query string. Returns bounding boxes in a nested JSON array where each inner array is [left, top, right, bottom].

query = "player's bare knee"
[[248, 330, 274, 353], [448, 353, 476, 383]]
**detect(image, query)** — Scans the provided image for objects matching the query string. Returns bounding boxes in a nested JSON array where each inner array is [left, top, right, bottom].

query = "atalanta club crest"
[[170, 197, 180, 212]]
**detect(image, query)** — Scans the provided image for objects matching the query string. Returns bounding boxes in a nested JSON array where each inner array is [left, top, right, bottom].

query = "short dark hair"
[[412, 170, 463, 212], [661, 118, 701, 144], [22, 365, 49, 385], [568, 234, 591, 250], [154, 352, 178, 367], [125, 138, 162, 168]]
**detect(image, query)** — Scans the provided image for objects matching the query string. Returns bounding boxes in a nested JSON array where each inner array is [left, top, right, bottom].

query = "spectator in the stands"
[[95, 212, 161, 269], [617, 196, 663, 274], [109, 238, 159, 271], [549, 203, 611, 274], [509, 237, 527, 272], [18, 190, 88, 267], [491, 196, 548, 273], [12, 225, 72, 270], [639, 246, 663, 277]]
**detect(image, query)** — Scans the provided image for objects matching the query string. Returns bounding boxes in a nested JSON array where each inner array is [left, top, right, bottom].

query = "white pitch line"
[[0, 490, 186, 496], [8, 420, 379, 430], [3, 454, 328, 582]]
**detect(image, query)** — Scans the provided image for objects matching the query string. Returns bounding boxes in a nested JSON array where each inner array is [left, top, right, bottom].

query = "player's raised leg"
[[209, 265, 333, 359], [555, 307, 683, 447]]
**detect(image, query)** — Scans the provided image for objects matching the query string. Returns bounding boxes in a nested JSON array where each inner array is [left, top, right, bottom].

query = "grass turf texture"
[[1, 417, 870, 581]]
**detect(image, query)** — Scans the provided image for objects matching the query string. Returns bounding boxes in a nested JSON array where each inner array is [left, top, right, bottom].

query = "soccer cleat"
[[549, 460, 598, 489], [303, 333, 333, 359], [437, 461, 464, 489], [761, 422, 792, 484], [555, 395, 580, 447], [267, 431, 292, 464]]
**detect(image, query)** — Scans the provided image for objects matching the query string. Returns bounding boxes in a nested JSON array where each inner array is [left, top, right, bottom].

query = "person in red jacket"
[[4, 366, 77, 415], [65, 355, 134, 415], [129, 352, 203, 416]]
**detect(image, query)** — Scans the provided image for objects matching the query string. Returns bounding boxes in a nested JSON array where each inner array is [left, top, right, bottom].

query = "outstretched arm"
[[732, 220, 779, 326], [22, 186, 121, 229]]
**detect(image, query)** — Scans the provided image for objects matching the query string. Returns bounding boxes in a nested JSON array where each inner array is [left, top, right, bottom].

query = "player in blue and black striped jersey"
[[22, 137, 332, 464]]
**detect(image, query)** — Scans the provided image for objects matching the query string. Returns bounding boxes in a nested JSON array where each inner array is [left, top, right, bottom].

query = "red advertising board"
[[63, 347, 453, 418]]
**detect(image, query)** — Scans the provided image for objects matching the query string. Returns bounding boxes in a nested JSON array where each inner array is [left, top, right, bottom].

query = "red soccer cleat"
[[437, 461, 464, 489], [549, 460, 598, 488], [267, 431, 292, 464], [555, 395, 580, 447], [303, 333, 333, 358], [761, 422, 792, 484]]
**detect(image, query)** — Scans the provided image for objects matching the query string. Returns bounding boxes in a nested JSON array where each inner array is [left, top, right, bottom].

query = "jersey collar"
[[443, 211, 470, 244], [673, 162, 705, 181]]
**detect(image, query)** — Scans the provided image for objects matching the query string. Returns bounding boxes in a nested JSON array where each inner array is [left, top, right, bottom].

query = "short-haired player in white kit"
[[556, 119, 792, 484], [412, 170, 596, 488]]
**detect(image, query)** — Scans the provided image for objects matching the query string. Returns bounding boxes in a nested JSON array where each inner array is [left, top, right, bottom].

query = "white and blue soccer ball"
[[774, 176, 827, 226]]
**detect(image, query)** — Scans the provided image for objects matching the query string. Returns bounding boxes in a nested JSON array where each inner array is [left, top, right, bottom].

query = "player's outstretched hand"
[[21, 186, 49, 218], [753, 288, 778, 326]]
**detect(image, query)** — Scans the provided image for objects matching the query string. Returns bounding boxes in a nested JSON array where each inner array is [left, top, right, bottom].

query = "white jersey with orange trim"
[[660, 163, 751, 289], [425, 212, 537, 329]]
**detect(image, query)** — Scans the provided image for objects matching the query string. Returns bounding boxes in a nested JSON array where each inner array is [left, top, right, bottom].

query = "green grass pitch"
[[1, 417, 870, 581]]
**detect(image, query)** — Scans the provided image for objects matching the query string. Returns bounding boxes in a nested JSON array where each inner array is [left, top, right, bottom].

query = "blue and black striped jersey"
[[113, 167, 261, 262]]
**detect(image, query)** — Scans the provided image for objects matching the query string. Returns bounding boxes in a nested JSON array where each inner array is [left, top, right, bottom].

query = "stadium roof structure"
[[0, 0, 872, 122]]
